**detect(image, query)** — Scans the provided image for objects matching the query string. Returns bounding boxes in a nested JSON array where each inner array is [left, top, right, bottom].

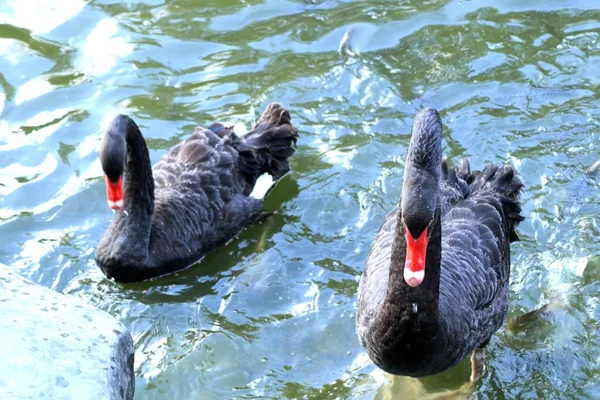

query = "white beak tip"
[[404, 269, 425, 287], [108, 199, 124, 210]]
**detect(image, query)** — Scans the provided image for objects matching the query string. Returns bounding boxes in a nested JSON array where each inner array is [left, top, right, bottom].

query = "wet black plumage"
[[96, 103, 298, 283], [356, 108, 524, 377]]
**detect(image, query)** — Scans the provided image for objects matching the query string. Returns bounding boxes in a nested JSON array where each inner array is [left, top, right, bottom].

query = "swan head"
[[400, 107, 442, 287], [100, 115, 129, 210]]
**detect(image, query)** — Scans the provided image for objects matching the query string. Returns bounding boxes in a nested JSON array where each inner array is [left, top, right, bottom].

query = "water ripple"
[[0, 1, 599, 399]]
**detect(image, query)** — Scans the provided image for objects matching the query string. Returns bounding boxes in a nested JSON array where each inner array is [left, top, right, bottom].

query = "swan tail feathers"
[[471, 164, 525, 242], [238, 102, 299, 180]]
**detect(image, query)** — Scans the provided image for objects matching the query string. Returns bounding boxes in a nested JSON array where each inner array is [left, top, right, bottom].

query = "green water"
[[1, 0, 599, 398]]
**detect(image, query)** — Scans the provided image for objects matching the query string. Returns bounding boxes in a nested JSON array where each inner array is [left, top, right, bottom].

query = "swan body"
[[356, 108, 523, 378], [96, 103, 298, 282]]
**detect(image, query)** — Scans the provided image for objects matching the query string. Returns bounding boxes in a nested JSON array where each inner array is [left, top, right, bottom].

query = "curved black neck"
[[99, 116, 155, 274], [120, 116, 154, 217]]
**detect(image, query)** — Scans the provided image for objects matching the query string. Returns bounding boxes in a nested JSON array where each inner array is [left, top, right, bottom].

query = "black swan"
[[96, 103, 298, 283], [356, 108, 524, 381]]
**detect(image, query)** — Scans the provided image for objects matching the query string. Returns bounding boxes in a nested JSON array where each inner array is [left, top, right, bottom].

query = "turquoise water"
[[0, 0, 599, 398]]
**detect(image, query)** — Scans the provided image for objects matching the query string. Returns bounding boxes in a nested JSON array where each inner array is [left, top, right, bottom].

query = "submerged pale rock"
[[0, 265, 134, 399]]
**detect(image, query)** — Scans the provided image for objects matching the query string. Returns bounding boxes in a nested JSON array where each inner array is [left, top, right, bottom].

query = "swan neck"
[[121, 119, 154, 216], [98, 117, 155, 274]]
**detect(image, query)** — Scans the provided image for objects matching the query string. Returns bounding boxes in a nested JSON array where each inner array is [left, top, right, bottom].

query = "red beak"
[[404, 226, 428, 287], [105, 175, 124, 210]]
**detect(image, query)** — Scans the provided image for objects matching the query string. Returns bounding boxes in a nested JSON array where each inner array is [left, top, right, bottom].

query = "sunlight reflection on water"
[[0, 1, 599, 399]]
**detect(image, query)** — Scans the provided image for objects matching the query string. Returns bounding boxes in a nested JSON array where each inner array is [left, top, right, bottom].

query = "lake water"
[[0, 0, 599, 399]]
